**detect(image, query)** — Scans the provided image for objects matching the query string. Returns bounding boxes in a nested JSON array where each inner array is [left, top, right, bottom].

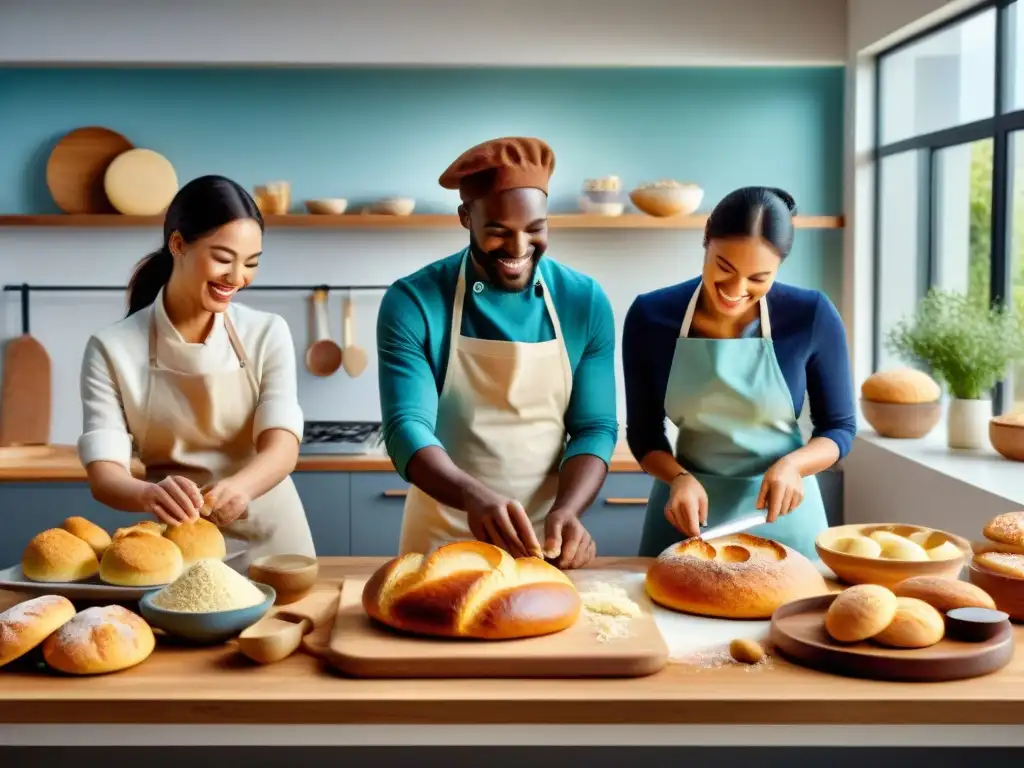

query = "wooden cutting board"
[[325, 574, 669, 678], [0, 328, 51, 447], [46, 126, 133, 214], [770, 593, 1014, 682]]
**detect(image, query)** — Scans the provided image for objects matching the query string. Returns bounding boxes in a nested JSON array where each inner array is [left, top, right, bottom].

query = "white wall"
[[0, 0, 846, 67]]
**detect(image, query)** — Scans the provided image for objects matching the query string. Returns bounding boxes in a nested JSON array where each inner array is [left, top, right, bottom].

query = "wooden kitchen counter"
[[0, 557, 1021, 727], [0, 443, 643, 481]]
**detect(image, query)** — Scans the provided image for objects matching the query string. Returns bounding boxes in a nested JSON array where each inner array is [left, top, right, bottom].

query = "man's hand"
[[543, 508, 596, 569], [464, 485, 543, 558]]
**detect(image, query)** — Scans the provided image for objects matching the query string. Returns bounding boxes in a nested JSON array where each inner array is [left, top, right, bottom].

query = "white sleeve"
[[253, 314, 304, 443], [77, 336, 134, 470]]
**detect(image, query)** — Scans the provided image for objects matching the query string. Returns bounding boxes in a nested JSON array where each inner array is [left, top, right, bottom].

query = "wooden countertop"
[[0, 443, 643, 482], [0, 556, 1021, 726]]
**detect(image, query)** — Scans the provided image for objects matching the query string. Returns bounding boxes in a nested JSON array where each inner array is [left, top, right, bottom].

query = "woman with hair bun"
[[623, 186, 855, 558], [77, 175, 315, 565]]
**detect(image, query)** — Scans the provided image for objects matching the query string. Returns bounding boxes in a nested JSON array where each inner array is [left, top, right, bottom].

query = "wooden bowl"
[[248, 554, 319, 605], [629, 185, 703, 217], [968, 561, 1024, 621], [371, 197, 415, 216], [305, 198, 348, 215], [816, 523, 970, 588], [989, 417, 1024, 461], [860, 398, 942, 438]]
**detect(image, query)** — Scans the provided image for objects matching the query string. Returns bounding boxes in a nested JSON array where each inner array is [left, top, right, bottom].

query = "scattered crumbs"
[[577, 580, 641, 643], [669, 643, 775, 672]]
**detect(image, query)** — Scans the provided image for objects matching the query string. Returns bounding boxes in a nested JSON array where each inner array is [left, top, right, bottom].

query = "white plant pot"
[[946, 398, 991, 449]]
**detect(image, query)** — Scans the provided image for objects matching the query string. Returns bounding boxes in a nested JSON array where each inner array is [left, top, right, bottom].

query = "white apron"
[[138, 308, 316, 569], [397, 252, 573, 555]]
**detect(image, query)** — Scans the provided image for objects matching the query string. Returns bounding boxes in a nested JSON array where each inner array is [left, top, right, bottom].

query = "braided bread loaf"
[[362, 541, 581, 639], [645, 533, 827, 619]]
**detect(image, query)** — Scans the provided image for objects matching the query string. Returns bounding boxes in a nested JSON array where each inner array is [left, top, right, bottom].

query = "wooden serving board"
[[45, 126, 133, 214], [770, 593, 1014, 682], [325, 574, 669, 678]]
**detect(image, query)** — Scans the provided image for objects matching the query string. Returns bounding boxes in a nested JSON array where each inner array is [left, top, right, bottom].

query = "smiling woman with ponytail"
[[622, 186, 856, 560], [78, 175, 315, 567]]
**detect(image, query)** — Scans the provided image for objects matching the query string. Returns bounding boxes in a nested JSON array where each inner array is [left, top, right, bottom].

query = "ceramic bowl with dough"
[[104, 148, 179, 216]]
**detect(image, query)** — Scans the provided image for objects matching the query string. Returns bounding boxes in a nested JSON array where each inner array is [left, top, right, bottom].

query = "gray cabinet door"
[[582, 473, 652, 557], [292, 472, 351, 556], [349, 472, 410, 556]]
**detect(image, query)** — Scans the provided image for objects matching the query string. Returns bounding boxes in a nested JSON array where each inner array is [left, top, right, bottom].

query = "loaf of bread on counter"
[[860, 368, 941, 404], [362, 541, 581, 639], [0, 594, 76, 668], [62, 516, 112, 558], [645, 533, 828, 619], [42, 605, 155, 675], [162, 518, 226, 566], [99, 530, 184, 587], [21, 528, 100, 583]]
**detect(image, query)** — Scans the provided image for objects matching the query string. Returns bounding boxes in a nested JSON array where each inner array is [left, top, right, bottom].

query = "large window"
[[873, 0, 1024, 414]]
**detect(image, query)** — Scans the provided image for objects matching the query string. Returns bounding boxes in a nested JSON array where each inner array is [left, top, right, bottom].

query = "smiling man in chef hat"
[[376, 136, 618, 569]]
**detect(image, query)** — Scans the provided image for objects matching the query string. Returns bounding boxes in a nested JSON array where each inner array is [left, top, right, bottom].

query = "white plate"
[[0, 539, 248, 602]]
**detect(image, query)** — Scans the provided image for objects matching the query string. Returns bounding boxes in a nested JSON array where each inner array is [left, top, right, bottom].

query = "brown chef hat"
[[439, 137, 555, 202]]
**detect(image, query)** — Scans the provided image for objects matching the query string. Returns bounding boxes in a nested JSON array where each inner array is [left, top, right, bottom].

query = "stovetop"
[[299, 421, 383, 455]]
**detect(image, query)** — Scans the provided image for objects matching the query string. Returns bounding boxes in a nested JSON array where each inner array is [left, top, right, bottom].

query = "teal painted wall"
[[0, 66, 844, 215]]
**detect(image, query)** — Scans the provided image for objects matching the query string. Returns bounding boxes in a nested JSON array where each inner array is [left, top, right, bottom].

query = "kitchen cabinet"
[[292, 473, 351, 557], [349, 472, 410, 556]]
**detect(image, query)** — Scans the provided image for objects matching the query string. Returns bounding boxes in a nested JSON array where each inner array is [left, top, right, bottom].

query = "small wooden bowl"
[[305, 198, 348, 215], [968, 561, 1024, 621], [989, 417, 1024, 461], [248, 554, 319, 605], [816, 523, 970, 588], [629, 185, 703, 217], [860, 398, 942, 438]]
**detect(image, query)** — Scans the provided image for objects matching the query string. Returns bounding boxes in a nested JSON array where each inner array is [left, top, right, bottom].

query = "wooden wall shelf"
[[0, 213, 844, 230]]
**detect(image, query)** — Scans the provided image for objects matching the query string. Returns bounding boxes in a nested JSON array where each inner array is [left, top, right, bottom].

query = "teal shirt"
[[377, 249, 619, 480]]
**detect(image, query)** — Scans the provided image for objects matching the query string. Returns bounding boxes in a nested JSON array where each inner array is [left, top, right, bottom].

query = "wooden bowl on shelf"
[[968, 561, 1024, 621], [859, 398, 942, 438], [305, 198, 348, 215], [816, 523, 970, 588], [989, 414, 1024, 461], [629, 183, 703, 217]]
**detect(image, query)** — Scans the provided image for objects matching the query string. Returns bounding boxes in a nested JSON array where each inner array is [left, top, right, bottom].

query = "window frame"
[[872, 0, 1024, 414]]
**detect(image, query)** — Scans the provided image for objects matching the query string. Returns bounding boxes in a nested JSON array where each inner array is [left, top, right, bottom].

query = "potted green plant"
[[886, 288, 1024, 449]]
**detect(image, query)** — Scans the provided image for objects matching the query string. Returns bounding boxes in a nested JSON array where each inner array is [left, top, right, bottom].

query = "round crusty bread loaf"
[[983, 511, 1024, 547], [861, 368, 941, 404], [62, 516, 112, 558], [892, 575, 996, 613], [99, 531, 184, 587], [645, 533, 828, 619], [22, 528, 100, 583], [362, 541, 581, 639], [113, 520, 166, 540], [0, 595, 76, 668], [42, 605, 155, 675], [162, 518, 226, 565]]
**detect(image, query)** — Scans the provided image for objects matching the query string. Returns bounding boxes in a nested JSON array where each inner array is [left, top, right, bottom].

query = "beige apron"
[[398, 252, 573, 555], [139, 309, 316, 569]]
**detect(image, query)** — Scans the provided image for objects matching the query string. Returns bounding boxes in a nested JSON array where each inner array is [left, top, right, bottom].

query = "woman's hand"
[[203, 477, 252, 527], [665, 472, 708, 538], [138, 476, 203, 525], [757, 458, 804, 523]]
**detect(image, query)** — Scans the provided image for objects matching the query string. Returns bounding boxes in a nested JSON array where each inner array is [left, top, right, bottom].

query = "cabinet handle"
[[382, 489, 408, 498], [604, 497, 647, 506]]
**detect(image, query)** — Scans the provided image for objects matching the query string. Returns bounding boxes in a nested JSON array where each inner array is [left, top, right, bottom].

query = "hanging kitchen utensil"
[[304, 288, 342, 377], [341, 292, 368, 378], [45, 126, 134, 214], [0, 286, 52, 446]]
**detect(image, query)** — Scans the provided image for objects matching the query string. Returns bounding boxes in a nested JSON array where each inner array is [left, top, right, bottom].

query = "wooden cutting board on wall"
[[45, 126, 133, 214], [0, 297, 51, 446]]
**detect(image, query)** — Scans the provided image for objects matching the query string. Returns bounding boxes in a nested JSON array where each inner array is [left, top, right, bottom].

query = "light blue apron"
[[637, 280, 828, 559]]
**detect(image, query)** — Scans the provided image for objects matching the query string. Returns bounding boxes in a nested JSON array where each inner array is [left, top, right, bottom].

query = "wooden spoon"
[[237, 588, 339, 665], [341, 293, 368, 378], [305, 288, 342, 377]]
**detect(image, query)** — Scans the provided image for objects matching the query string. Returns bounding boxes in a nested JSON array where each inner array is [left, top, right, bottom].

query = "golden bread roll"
[[0, 595, 76, 668], [872, 597, 945, 648], [982, 511, 1024, 547], [825, 584, 898, 643], [99, 531, 184, 587], [860, 368, 941, 404], [875, 536, 929, 562], [41, 605, 155, 675], [830, 535, 882, 558], [162, 518, 226, 565], [892, 576, 995, 613], [973, 551, 1024, 579], [113, 520, 166, 540], [926, 541, 963, 560], [362, 541, 580, 639], [868, 530, 907, 547], [21, 528, 100, 582], [62, 516, 112, 558], [644, 533, 827, 619]]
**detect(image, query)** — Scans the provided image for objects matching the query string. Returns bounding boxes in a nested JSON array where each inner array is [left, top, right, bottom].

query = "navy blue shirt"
[[622, 277, 857, 464]]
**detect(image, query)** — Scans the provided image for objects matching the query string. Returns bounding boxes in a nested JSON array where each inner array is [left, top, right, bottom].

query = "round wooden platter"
[[769, 593, 1014, 682], [46, 126, 133, 214]]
